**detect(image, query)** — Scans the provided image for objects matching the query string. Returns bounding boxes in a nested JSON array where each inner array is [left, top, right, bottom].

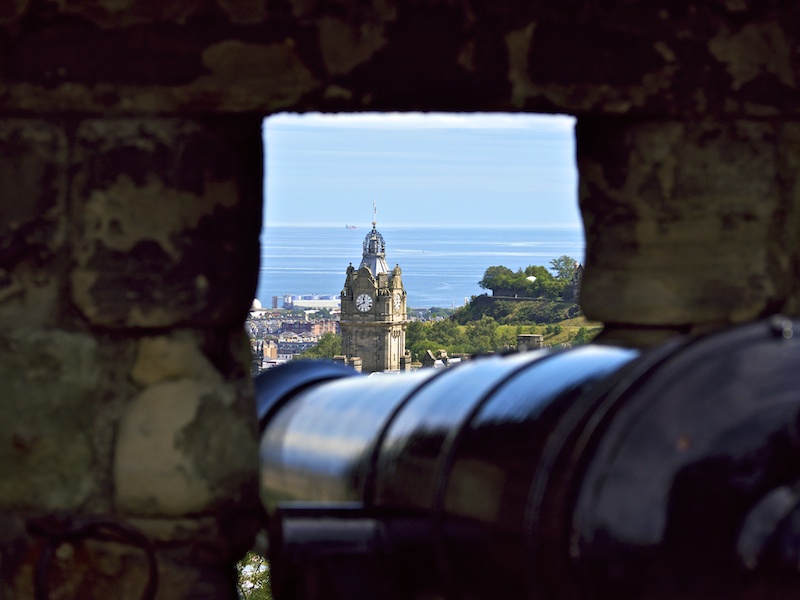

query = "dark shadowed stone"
[[529, 22, 664, 87], [70, 117, 262, 328], [0, 120, 68, 328], [0, 329, 100, 511], [578, 117, 798, 331], [2, 1, 799, 116], [4, 20, 208, 86]]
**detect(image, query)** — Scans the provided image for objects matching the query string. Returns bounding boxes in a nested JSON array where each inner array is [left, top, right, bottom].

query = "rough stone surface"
[[0, 113, 262, 597], [0, 2, 798, 116], [0, 120, 68, 328], [130, 331, 219, 386], [116, 331, 257, 518], [0, 329, 102, 512], [70, 117, 262, 328], [578, 118, 799, 330]]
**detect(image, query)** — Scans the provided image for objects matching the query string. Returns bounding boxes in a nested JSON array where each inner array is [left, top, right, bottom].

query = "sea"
[[256, 225, 585, 309]]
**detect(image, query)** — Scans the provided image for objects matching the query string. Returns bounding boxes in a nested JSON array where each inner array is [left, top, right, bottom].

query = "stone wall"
[[0, 114, 264, 597], [579, 118, 800, 344], [1, 1, 799, 597]]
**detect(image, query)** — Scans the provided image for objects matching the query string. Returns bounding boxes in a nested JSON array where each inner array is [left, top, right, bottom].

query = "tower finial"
[[372, 198, 377, 229]]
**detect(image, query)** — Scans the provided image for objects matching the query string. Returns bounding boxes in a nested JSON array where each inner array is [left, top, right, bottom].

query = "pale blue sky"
[[263, 112, 580, 228]]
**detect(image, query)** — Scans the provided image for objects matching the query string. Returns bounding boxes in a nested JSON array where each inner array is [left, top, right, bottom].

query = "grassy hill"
[[494, 316, 603, 347], [453, 294, 581, 326], [407, 313, 604, 360]]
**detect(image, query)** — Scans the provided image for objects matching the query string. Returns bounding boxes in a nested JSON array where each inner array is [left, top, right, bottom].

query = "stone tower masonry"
[[340, 218, 407, 373]]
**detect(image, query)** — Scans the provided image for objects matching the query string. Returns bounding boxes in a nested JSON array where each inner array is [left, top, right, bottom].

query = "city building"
[[340, 215, 409, 373], [280, 319, 338, 335], [276, 341, 318, 360], [282, 294, 341, 310]]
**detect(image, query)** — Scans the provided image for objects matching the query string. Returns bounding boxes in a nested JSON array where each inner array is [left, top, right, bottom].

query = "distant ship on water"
[[346, 224, 358, 229]]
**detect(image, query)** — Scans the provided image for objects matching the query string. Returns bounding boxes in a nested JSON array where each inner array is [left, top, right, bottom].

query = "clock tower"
[[340, 214, 407, 373]]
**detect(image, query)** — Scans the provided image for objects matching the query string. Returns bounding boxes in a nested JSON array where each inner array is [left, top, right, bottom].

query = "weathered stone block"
[[0, 3, 799, 117], [0, 329, 101, 512], [0, 120, 68, 328], [115, 331, 258, 517], [70, 117, 262, 328], [578, 118, 799, 330]]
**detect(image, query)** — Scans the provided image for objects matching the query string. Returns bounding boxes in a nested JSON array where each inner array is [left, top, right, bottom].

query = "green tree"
[[465, 315, 498, 353], [409, 339, 441, 362], [406, 320, 426, 348], [451, 300, 485, 325], [297, 332, 342, 359], [520, 265, 554, 297], [407, 319, 469, 357], [544, 323, 563, 336], [408, 341, 427, 361], [550, 255, 578, 280], [236, 552, 272, 599], [479, 266, 514, 291], [428, 319, 466, 349], [572, 326, 600, 345], [496, 327, 517, 349], [487, 300, 515, 321]]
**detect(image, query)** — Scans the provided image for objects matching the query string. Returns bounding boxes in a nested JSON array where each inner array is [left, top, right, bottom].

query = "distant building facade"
[[340, 217, 408, 373], [276, 341, 318, 360], [280, 320, 338, 335], [282, 294, 341, 310]]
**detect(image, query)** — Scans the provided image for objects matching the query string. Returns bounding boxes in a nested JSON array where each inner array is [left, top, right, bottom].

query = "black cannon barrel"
[[256, 317, 800, 600]]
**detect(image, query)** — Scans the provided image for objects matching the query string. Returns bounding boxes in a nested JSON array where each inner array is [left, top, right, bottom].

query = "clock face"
[[393, 294, 402, 310], [356, 293, 373, 312]]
